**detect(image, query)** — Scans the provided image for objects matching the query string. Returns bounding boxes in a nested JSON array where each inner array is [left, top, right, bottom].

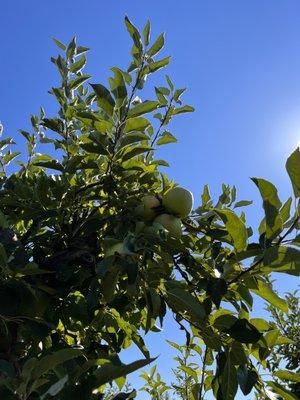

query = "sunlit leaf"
[[251, 178, 283, 238], [250, 279, 288, 312], [69, 74, 91, 90], [156, 132, 177, 145], [286, 147, 300, 197], [215, 209, 248, 252], [90, 83, 115, 117], [128, 101, 160, 117], [147, 33, 164, 57], [94, 357, 155, 386], [143, 20, 151, 46]]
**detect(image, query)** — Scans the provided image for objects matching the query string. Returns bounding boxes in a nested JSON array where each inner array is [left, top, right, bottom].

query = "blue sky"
[[1, 1, 300, 398]]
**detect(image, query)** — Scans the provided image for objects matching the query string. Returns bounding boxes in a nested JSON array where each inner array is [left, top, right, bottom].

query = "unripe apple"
[[162, 187, 194, 218], [154, 214, 182, 238], [105, 242, 131, 257], [140, 195, 160, 221]]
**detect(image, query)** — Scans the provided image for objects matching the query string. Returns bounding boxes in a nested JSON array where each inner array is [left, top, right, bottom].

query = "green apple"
[[106, 242, 127, 257], [162, 187, 194, 218], [105, 242, 135, 257], [136, 195, 160, 221], [154, 214, 182, 238]]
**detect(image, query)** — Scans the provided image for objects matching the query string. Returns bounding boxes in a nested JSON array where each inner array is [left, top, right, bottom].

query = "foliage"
[[265, 289, 300, 398], [168, 335, 206, 400], [0, 16, 299, 400], [140, 365, 171, 399]]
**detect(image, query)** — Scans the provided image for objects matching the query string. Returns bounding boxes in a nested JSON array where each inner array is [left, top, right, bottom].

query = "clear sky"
[[1, 1, 300, 398]]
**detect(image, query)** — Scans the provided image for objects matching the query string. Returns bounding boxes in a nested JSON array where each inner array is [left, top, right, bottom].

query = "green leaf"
[[165, 282, 206, 321], [234, 200, 253, 208], [120, 132, 149, 147], [147, 33, 165, 57], [144, 57, 170, 74], [213, 314, 237, 331], [166, 74, 174, 90], [0, 211, 9, 228], [267, 381, 298, 400], [124, 16, 143, 52], [250, 279, 288, 312], [66, 36, 77, 59], [111, 390, 137, 399], [275, 336, 294, 345], [172, 105, 195, 114], [263, 329, 280, 347], [262, 246, 300, 276], [280, 197, 292, 223], [230, 342, 248, 365], [101, 268, 120, 303], [94, 357, 155, 387], [225, 319, 262, 343], [201, 184, 212, 206], [34, 160, 64, 171], [156, 132, 177, 146], [41, 375, 68, 398], [221, 352, 238, 400], [207, 278, 228, 309], [274, 370, 300, 382], [251, 178, 282, 238], [286, 147, 300, 197], [215, 209, 248, 252], [174, 88, 186, 103], [109, 68, 127, 106], [155, 87, 168, 105], [143, 20, 151, 46], [191, 383, 201, 400], [32, 348, 82, 380], [166, 340, 181, 351], [90, 83, 115, 116], [250, 318, 270, 331], [80, 142, 109, 156], [3, 151, 20, 165], [77, 45, 90, 55], [128, 101, 159, 117], [132, 334, 150, 359], [120, 146, 153, 162], [151, 159, 169, 167], [70, 54, 86, 73], [77, 111, 113, 133], [123, 117, 150, 133], [42, 118, 64, 133], [237, 365, 258, 396], [69, 74, 91, 90], [52, 37, 66, 50]]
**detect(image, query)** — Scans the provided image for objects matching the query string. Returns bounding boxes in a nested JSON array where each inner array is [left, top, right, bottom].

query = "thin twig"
[[150, 96, 174, 149], [228, 257, 263, 285], [199, 346, 208, 400]]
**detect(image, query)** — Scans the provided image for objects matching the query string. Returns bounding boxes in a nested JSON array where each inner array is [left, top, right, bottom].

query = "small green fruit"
[[105, 242, 135, 257], [162, 187, 194, 218], [141, 195, 160, 221], [154, 214, 182, 238]]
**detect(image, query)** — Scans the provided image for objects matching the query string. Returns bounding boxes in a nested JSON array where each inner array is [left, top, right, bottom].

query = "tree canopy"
[[0, 17, 299, 400]]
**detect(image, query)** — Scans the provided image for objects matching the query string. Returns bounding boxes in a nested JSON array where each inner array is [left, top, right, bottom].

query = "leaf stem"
[[150, 95, 174, 148], [199, 346, 208, 400]]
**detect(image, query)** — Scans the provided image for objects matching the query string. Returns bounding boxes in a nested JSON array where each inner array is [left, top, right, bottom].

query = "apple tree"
[[0, 17, 299, 400]]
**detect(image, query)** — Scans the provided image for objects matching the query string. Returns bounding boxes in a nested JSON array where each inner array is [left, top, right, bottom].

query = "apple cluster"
[[104, 187, 194, 257], [138, 186, 194, 238]]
